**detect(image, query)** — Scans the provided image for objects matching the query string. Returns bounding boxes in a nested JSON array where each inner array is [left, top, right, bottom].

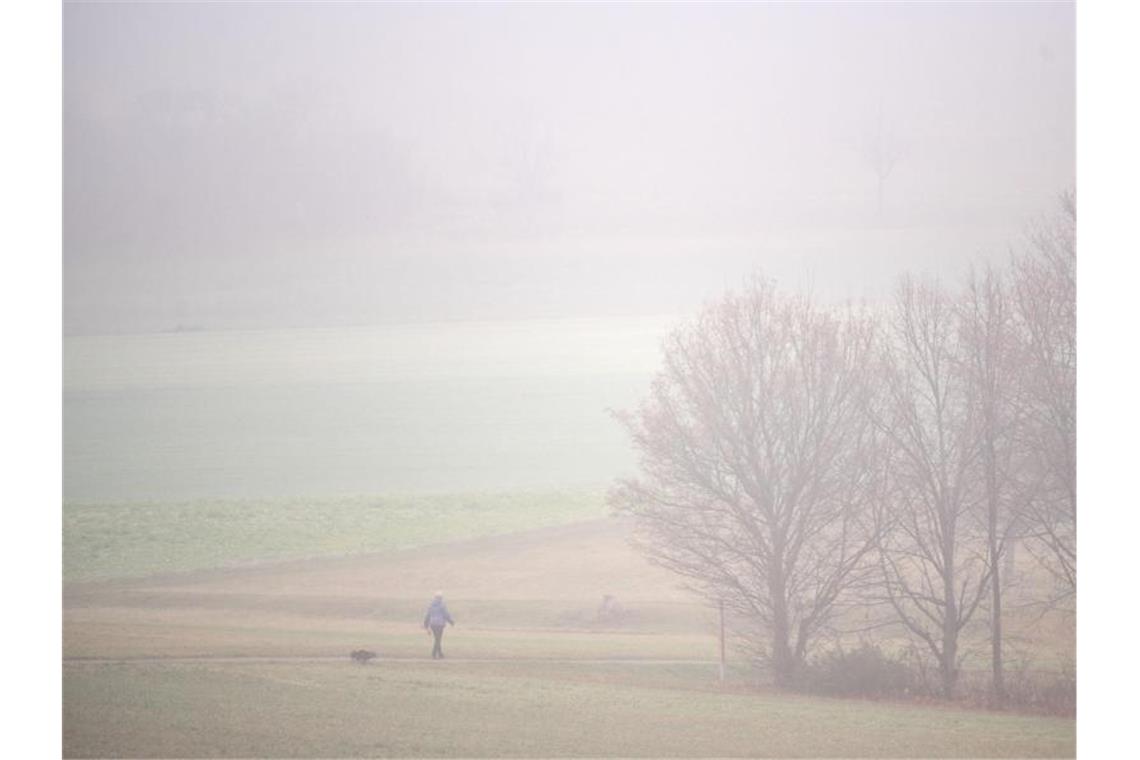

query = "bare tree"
[[958, 266, 1028, 705], [862, 106, 904, 221], [1011, 194, 1076, 596], [500, 108, 560, 232], [609, 279, 882, 686], [875, 276, 989, 699]]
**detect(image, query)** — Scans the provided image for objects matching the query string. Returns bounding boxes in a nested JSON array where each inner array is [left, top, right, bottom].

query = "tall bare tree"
[[609, 280, 882, 686], [959, 266, 1028, 705], [1011, 194, 1076, 596], [875, 276, 989, 699]]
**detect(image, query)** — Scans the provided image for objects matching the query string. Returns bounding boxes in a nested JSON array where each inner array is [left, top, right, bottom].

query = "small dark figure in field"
[[423, 591, 455, 659], [350, 649, 377, 665]]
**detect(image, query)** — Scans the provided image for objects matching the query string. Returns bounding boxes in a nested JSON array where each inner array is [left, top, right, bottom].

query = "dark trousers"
[[430, 624, 445, 658]]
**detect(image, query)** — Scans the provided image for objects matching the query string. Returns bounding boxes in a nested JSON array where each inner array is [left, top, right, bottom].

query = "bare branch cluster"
[[611, 277, 883, 685], [609, 194, 1076, 700]]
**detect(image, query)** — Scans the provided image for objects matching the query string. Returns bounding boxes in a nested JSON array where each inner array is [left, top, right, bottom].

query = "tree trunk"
[[989, 456, 1005, 706], [770, 613, 795, 687], [991, 550, 1004, 705], [942, 531, 959, 699], [941, 618, 958, 698], [984, 417, 1005, 706], [769, 560, 795, 687]]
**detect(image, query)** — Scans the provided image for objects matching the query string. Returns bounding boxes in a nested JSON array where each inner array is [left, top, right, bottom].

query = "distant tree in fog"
[[862, 106, 904, 221], [609, 279, 883, 686], [1012, 194, 1076, 597]]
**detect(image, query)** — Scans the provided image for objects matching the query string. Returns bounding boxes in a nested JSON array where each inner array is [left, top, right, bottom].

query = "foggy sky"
[[64, 1, 1074, 336]]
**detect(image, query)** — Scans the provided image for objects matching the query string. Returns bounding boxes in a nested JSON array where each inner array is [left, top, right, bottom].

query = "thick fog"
[[64, 2, 1073, 335], [60, 7, 1081, 754]]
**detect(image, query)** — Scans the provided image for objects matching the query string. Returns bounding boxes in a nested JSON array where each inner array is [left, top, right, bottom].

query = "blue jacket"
[[423, 599, 454, 628]]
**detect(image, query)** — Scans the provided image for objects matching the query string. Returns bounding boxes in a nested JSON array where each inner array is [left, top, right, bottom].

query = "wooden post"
[[719, 599, 726, 683]]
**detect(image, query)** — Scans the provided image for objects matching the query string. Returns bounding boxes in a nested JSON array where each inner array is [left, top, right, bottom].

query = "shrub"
[[1002, 659, 1075, 716], [797, 643, 917, 699]]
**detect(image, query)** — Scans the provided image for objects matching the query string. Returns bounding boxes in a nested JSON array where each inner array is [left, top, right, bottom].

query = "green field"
[[64, 482, 1074, 757], [64, 660, 1075, 758], [64, 320, 669, 504], [64, 488, 607, 583]]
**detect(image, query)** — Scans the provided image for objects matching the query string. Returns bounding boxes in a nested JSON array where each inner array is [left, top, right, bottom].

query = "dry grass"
[[64, 659, 1075, 758], [63, 517, 1076, 757]]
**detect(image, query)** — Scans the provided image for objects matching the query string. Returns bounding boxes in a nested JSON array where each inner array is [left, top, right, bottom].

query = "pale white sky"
[[64, 1, 1074, 334]]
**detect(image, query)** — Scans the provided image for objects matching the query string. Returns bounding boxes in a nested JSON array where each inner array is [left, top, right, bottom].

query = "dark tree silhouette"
[[610, 279, 883, 686], [874, 276, 990, 699]]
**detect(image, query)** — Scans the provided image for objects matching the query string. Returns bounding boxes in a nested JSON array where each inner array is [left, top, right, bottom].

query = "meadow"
[[62, 321, 1074, 757], [63, 488, 607, 583], [64, 512, 1075, 758], [64, 660, 1074, 759], [63, 317, 670, 503]]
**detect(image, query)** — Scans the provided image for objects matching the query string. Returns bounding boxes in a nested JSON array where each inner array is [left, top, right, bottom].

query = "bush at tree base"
[[796, 643, 917, 699]]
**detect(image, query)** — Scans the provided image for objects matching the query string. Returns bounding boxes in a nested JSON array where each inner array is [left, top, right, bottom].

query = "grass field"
[[64, 320, 669, 503], [63, 510, 1075, 758], [64, 488, 607, 583], [64, 660, 1074, 758]]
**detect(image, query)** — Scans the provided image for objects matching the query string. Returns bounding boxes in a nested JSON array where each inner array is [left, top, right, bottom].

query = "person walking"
[[422, 591, 455, 659]]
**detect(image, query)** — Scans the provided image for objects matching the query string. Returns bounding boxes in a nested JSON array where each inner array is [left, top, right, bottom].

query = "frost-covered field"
[[64, 315, 672, 503]]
